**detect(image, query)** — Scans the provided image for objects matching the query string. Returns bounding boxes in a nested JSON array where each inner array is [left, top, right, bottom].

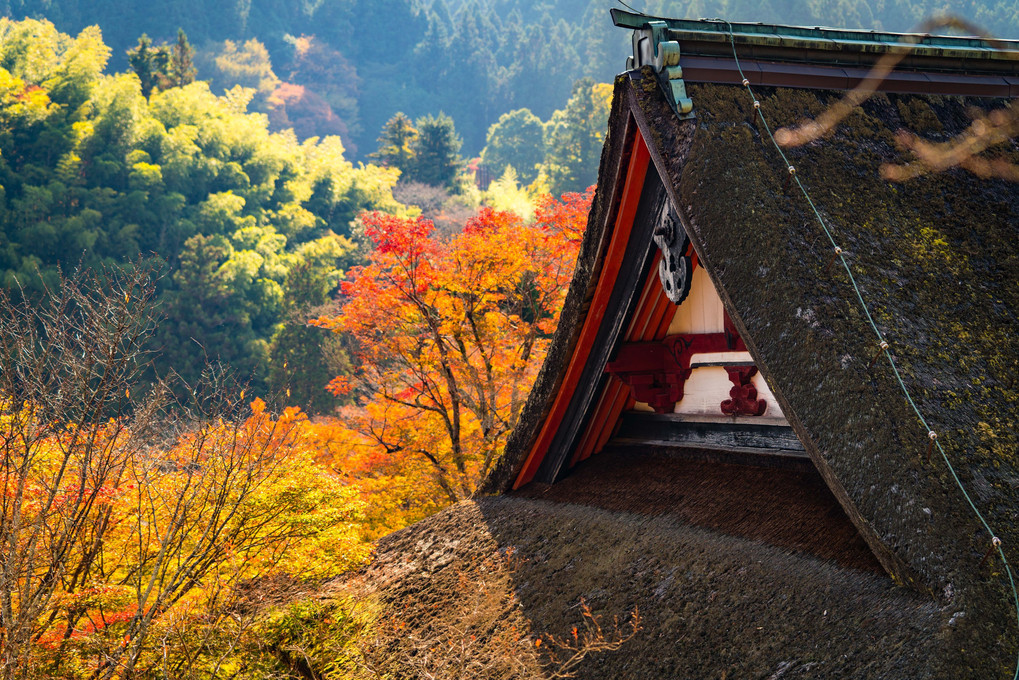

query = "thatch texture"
[[484, 67, 1018, 676], [357, 497, 943, 678], [655, 73, 1017, 677]]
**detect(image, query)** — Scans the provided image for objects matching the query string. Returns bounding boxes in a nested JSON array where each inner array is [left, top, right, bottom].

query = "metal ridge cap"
[[670, 54, 1019, 97], [671, 37, 1018, 74], [610, 8, 1019, 55], [671, 28, 1018, 62]]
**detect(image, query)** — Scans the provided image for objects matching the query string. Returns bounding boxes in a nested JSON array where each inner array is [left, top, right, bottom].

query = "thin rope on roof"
[[710, 18, 1019, 679]]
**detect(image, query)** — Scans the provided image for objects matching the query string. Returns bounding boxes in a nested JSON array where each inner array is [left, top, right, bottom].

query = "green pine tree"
[[541, 78, 612, 196], [127, 34, 169, 100], [409, 112, 462, 189], [268, 260, 348, 415], [168, 28, 196, 88], [370, 112, 418, 175]]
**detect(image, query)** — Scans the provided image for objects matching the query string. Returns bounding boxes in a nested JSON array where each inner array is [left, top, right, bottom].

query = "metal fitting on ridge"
[[625, 20, 695, 119]]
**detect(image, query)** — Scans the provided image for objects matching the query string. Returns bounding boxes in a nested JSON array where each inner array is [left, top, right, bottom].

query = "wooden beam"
[[568, 377, 618, 467], [612, 411, 807, 456], [533, 166, 669, 483], [625, 250, 664, 341]]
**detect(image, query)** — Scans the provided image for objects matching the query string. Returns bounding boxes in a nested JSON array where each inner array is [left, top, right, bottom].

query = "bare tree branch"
[[774, 16, 1019, 182]]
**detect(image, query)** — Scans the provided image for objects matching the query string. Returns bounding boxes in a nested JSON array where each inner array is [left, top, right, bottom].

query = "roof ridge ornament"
[[625, 20, 695, 119]]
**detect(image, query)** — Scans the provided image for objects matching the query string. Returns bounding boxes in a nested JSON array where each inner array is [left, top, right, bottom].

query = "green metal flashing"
[[611, 9, 1019, 74], [624, 20, 696, 119]]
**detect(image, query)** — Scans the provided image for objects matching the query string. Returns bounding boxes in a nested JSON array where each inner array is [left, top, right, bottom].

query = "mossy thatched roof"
[[357, 496, 943, 679], [674, 78, 1018, 677], [483, 59, 1018, 675]]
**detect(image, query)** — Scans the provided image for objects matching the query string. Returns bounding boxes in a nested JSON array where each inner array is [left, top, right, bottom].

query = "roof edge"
[[612, 9, 1019, 76], [479, 77, 639, 495]]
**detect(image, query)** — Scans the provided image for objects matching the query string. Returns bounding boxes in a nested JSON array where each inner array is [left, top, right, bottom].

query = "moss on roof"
[[483, 69, 1018, 676], [664, 79, 1019, 677]]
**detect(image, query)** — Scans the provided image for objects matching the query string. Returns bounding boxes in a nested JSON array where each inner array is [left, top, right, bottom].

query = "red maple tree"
[[314, 190, 592, 501]]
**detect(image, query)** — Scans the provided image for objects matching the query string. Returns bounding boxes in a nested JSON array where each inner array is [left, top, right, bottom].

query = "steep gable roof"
[[484, 14, 1019, 677]]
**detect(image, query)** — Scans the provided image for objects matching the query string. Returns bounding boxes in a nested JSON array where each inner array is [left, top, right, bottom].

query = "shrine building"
[[369, 13, 1019, 678], [481, 11, 1019, 676]]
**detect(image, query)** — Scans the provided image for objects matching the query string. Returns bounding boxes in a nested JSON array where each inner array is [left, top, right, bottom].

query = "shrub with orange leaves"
[[0, 396, 367, 679], [313, 189, 592, 503]]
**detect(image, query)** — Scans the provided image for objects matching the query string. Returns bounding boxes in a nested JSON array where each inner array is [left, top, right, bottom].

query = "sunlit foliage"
[[313, 189, 593, 503], [0, 19, 409, 398], [481, 108, 547, 185], [0, 266, 368, 679]]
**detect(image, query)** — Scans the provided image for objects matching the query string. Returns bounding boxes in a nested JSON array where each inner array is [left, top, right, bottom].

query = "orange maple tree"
[[313, 190, 592, 502], [0, 397, 367, 679]]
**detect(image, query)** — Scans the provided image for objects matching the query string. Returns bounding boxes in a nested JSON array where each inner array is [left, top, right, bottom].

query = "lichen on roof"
[[664, 78, 1019, 677]]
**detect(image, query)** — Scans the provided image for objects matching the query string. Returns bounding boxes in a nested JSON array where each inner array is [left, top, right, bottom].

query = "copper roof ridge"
[[612, 8, 1019, 77], [673, 54, 1019, 97]]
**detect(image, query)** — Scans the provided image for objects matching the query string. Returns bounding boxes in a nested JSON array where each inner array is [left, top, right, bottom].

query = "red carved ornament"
[[605, 313, 766, 416], [721, 365, 768, 416]]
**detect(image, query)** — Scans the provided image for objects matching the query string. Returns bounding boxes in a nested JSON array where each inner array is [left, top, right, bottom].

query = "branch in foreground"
[[772, 16, 1019, 182]]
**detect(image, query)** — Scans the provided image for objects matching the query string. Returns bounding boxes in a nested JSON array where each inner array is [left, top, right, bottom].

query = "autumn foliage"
[[0, 187, 592, 676], [313, 189, 592, 505], [0, 267, 368, 679], [1, 397, 368, 679]]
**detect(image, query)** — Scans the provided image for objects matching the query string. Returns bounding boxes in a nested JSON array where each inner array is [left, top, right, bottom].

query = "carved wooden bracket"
[[606, 331, 747, 414], [721, 365, 768, 416]]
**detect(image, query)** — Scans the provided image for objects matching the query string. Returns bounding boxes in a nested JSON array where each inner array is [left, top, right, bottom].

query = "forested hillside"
[[0, 18, 411, 407], [0, 19, 597, 675], [0, 18, 612, 406], [4, 0, 1016, 158]]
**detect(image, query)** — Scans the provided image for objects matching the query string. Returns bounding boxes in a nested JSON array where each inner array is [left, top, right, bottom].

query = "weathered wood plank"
[[668, 266, 725, 335], [600, 442, 816, 472], [612, 411, 807, 456]]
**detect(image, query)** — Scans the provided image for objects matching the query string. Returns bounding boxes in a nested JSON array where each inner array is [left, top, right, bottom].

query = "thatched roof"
[[668, 79, 1018, 676], [355, 496, 943, 678], [402, 16, 1019, 678]]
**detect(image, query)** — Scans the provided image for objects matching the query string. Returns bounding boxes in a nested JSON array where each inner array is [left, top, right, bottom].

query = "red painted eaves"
[[512, 130, 652, 489]]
